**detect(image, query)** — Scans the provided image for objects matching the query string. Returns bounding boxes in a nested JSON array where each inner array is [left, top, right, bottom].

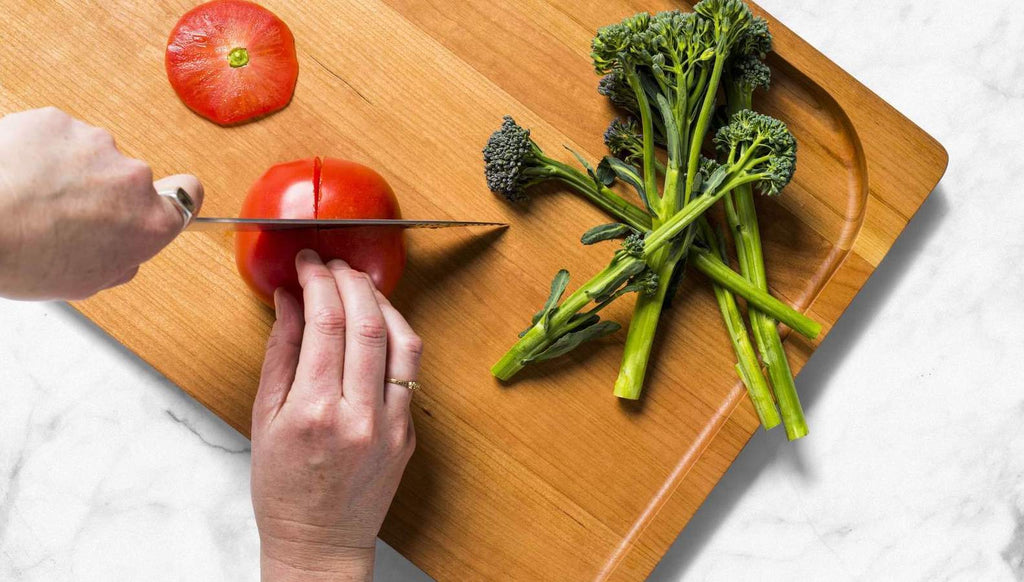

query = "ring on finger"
[[386, 378, 420, 391]]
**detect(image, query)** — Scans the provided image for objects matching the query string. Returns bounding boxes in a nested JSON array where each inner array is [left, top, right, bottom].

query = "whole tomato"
[[235, 157, 406, 306]]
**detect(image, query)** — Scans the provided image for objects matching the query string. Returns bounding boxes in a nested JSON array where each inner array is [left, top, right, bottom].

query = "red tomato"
[[235, 157, 406, 306], [165, 0, 298, 125]]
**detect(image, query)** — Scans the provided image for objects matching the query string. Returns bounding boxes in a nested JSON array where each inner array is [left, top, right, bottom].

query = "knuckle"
[[123, 158, 153, 185], [354, 318, 387, 347], [297, 402, 337, 434], [398, 334, 424, 358], [38, 106, 67, 122], [311, 306, 346, 337], [264, 330, 299, 355], [347, 418, 377, 449], [343, 269, 367, 283], [87, 127, 115, 148]]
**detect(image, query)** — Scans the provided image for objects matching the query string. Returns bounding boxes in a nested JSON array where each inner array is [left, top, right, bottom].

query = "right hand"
[[251, 250, 420, 581], [0, 107, 204, 300]]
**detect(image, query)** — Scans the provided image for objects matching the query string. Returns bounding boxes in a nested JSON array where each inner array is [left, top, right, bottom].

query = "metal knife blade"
[[187, 218, 508, 232]]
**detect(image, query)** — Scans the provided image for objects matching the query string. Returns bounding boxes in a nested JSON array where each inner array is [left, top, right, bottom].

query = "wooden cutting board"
[[0, 1, 947, 579]]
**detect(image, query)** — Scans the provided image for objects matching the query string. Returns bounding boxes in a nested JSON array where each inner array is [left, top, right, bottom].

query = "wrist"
[[260, 538, 375, 582]]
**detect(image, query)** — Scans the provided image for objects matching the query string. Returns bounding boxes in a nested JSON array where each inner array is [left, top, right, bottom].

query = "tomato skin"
[[165, 0, 298, 125], [235, 158, 318, 305], [317, 158, 406, 298], [235, 158, 406, 307]]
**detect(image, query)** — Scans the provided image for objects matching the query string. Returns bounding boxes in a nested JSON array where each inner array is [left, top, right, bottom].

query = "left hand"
[[251, 250, 420, 581]]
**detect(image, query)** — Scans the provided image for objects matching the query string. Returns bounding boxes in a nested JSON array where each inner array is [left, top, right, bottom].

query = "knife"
[[187, 217, 509, 232], [157, 188, 507, 231]]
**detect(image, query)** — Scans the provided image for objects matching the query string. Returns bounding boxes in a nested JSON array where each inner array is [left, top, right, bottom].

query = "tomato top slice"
[[166, 0, 299, 126]]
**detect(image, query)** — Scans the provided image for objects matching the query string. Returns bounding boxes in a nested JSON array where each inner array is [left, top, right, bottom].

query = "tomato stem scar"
[[227, 47, 249, 68]]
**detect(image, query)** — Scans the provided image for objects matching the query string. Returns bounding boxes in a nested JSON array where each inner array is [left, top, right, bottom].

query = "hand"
[[0, 107, 204, 300], [251, 250, 420, 582]]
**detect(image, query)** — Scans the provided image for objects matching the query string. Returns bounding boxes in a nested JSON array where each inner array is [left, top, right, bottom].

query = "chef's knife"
[[187, 217, 508, 232]]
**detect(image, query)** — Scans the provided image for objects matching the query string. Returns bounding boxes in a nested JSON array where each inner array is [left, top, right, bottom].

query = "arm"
[[0, 107, 203, 300], [251, 250, 421, 582]]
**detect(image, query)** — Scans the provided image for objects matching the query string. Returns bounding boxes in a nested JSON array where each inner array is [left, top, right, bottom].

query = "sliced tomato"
[[235, 158, 406, 307], [165, 0, 298, 125]]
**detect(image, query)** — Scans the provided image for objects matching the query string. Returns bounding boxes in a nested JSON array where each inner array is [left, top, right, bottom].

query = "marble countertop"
[[2, 0, 1020, 580]]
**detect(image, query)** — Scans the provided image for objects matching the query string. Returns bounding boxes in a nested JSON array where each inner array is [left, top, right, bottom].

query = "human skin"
[[0, 107, 203, 300], [252, 250, 420, 581]]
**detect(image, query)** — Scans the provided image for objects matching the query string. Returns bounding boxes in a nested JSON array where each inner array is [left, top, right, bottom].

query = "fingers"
[[327, 260, 387, 409], [254, 288, 303, 426], [374, 287, 422, 415], [292, 250, 347, 404], [151, 173, 205, 238]]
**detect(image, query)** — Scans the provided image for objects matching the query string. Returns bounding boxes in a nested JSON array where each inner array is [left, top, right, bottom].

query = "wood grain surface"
[[0, 1, 947, 580]]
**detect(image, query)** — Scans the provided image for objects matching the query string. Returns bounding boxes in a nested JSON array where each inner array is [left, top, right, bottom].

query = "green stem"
[[724, 86, 809, 440], [684, 54, 728, 203], [625, 69, 660, 211], [731, 184, 808, 439], [699, 219, 779, 429], [491, 257, 640, 381], [612, 249, 674, 399], [644, 174, 758, 254], [227, 47, 249, 68], [688, 248, 820, 339], [537, 166, 819, 337], [546, 161, 651, 231]]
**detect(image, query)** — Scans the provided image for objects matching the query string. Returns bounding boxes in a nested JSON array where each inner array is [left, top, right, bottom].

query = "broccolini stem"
[[545, 160, 650, 231], [727, 185, 808, 439], [491, 257, 641, 381], [612, 249, 675, 399], [688, 246, 820, 338], [698, 218, 779, 428], [624, 68, 660, 213], [542, 163, 816, 333], [684, 54, 729, 204], [644, 173, 760, 254], [724, 87, 809, 439]]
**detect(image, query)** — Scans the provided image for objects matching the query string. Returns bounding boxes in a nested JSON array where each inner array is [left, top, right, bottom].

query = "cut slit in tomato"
[[165, 0, 299, 126], [312, 156, 323, 219]]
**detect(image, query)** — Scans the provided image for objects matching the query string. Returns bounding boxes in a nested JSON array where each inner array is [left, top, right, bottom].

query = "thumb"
[[254, 288, 304, 429], [152, 174, 205, 237]]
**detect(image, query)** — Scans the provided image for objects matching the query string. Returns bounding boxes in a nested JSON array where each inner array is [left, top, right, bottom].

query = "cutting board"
[[0, 1, 946, 580]]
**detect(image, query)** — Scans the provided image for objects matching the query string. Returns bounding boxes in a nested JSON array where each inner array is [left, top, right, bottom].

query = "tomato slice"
[[165, 0, 299, 125], [235, 158, 406, 307]]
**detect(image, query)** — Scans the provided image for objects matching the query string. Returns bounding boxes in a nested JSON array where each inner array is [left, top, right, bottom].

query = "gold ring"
[[386, 378, 420, 391]]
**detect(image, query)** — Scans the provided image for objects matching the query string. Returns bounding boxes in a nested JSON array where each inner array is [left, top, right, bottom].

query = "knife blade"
[[187, 218, 508, 232]]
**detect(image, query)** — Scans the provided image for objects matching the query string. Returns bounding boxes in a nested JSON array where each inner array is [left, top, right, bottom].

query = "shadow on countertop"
[[647, 184, 950, 581]]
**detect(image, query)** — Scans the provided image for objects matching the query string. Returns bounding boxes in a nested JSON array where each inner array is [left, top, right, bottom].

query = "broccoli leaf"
[[581, 223, 635, 245], [564, 146, 599, 183], [539, 269, 570, 328], [601, 156, 651, 212], [523, 320, 621, 363], [595, 158, 617, 186]]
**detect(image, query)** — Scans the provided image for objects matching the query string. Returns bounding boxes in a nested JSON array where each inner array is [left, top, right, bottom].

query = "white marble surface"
[[1, 0, 1021, 580]]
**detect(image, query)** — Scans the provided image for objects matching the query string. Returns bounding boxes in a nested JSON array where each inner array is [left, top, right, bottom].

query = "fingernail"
[[273, 288, 281, 313], [296, 249, 320, 264], [326, 259, 349, 271]]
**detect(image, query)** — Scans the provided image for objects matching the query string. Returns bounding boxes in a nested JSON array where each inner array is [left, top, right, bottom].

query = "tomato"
[[235, 157, 406, 306], [165, 0, 298, 125]]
